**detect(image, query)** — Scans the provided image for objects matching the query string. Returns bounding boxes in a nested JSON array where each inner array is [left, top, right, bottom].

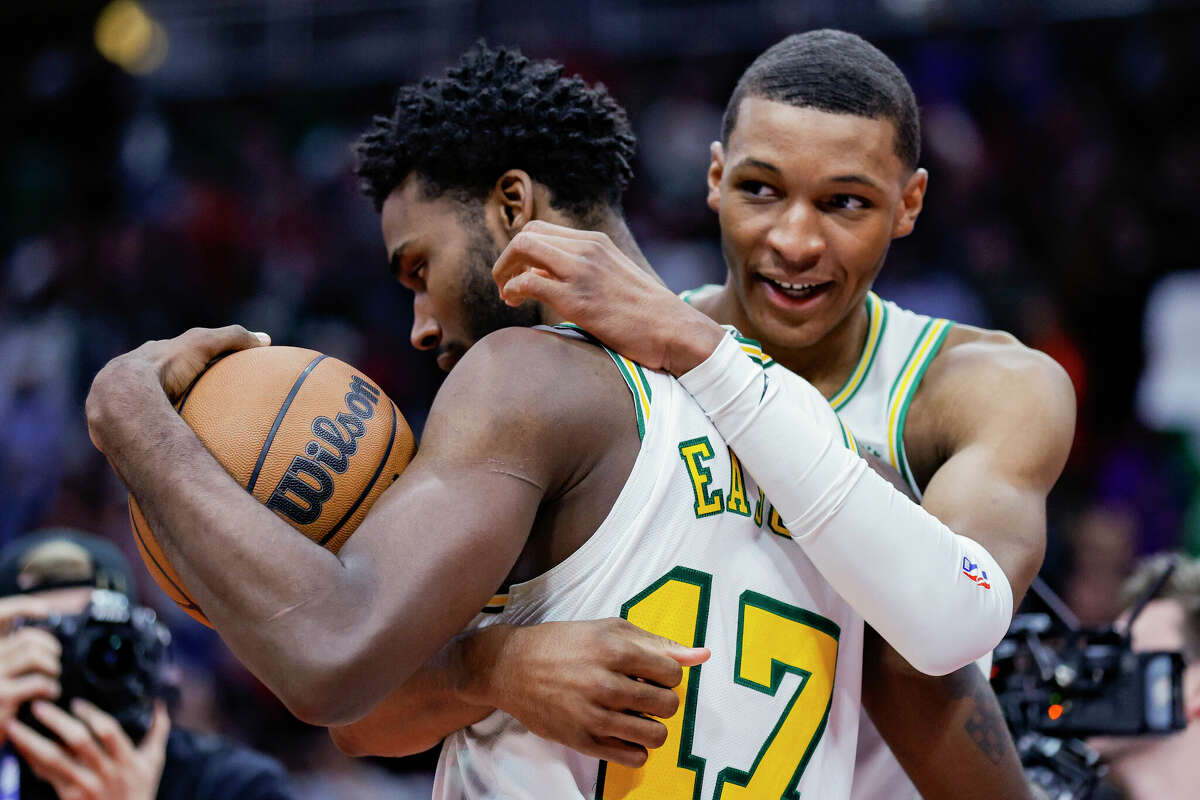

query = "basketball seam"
[[176, 351, 236, 413], [246, 354, 328, 494], [319, 400, 398, 546], [128, 504, 199, 611]]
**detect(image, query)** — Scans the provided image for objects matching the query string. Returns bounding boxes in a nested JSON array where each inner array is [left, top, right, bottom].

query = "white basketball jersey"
[[434, 326, 865, 800], [679, 288, 974, 800]]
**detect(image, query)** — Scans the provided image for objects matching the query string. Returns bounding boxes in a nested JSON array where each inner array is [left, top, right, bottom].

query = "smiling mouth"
[[757, 274, 833, 300]]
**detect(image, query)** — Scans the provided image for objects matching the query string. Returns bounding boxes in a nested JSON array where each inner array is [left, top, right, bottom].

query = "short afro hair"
[[722, 30, 920, 169], [355, 43, 636, 219]]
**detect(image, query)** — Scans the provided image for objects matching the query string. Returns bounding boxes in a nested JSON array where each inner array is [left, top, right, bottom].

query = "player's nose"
[[410, 296, 442, 352], [766, 201, 826, 265]]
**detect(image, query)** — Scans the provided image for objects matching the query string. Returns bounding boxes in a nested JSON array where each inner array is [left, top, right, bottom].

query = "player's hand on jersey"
[[6, 698, 170, 800], [483, 619, 708, 766], [0, 595, 61, 738], [492, 221, 724, 375], [86, 325, 269, 454]]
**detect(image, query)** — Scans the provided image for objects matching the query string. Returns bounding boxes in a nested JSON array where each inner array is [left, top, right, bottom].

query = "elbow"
[[903, 652, 968, 678], [329, 725, 440, 759], [901, 615, 1011, 678], [279, 676, 369, 728], [899, 639, 988, 677], [891, 600, 1012, 678], [271, 649, 389, 727]]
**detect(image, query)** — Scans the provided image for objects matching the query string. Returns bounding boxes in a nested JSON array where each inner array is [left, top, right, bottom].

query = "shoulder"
[[912, 324, 1076, 470], [926, 325, 1075, 414], [435, 326, 630, 422], [421, 326, 638, 478]]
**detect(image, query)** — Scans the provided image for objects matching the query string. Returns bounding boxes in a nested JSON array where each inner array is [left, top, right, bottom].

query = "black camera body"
[[991, 572, 1189, 799], [992, 613, 1186, 738], [22, 589, 172, 743]]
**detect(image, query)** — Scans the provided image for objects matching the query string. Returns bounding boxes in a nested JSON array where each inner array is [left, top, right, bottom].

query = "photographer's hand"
[[6, 698, 170, 800], [0, 595, 60, 739]]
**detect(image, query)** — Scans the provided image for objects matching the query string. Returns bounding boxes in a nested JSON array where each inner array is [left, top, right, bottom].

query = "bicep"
[[920, 396, 1073, 604]]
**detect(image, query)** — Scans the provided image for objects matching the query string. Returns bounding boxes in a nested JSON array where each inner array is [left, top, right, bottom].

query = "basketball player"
[[332, 32, 1072, 800], [482, 30, 1076, 800], [86, 45, 1014, 798]]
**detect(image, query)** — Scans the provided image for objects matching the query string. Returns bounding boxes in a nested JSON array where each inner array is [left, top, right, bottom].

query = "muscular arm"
[[913, 333, 1076, 606], [854, 334, 1073, 798], [86, 326, 591, 726]]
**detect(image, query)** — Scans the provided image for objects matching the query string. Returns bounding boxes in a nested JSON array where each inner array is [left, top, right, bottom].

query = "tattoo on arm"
[[950, 666, 1009, 765]]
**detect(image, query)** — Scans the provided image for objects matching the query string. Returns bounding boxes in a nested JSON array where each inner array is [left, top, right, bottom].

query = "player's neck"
[[539, 212, 657, 327], [703, 287, 872, 398]]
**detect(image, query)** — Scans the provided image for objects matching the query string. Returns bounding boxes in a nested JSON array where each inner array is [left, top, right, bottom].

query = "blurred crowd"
[[2, 5, 1199, 794]]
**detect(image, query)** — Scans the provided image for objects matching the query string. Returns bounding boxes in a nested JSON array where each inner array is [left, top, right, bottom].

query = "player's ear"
[[892, 167, 927, 239], [706, 141, 725, 214], [490, 170, 536, 238]]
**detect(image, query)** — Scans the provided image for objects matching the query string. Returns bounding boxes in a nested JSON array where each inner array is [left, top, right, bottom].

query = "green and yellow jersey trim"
[[608, 354, 653, 440], [733, 334, 777, 369], [553, 322, 652, 440], [838, 418, 860, 456], [829, 292, 887, 411], [886, 317, 953, 493]]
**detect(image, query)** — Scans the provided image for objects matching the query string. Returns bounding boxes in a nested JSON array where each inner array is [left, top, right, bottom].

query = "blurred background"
[[2, 0, 1199, 794]]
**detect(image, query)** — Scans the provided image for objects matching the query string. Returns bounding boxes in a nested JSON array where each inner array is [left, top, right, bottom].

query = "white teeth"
[[769, 277, 820, 291]]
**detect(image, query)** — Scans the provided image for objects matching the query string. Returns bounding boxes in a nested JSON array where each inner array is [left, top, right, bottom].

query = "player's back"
[[435, 327, 864, 800]]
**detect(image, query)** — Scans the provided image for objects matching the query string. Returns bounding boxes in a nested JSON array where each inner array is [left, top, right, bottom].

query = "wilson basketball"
[[128, 346, 416, 626]]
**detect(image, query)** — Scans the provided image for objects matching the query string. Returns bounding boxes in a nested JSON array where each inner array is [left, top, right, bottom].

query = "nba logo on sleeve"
[[961, 556, 991, 590]]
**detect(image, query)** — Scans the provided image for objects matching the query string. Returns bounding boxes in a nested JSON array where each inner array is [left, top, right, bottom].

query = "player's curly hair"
[[723, 30, 920, 169], [355, 43, 636, 220]]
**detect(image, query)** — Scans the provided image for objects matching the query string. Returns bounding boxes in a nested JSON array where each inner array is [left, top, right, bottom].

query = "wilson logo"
[[266, 376, 381, 525]]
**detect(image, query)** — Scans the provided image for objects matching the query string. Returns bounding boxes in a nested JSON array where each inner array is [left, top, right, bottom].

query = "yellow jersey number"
[[596, 567, 840, 800]]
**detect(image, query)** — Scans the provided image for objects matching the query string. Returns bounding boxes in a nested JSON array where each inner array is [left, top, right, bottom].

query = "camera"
[[991, 570, 1188, 799], [20, 589, 173, 743]]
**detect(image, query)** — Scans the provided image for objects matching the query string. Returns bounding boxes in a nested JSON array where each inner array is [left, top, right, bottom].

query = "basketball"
[[128, 346, 416, 626]]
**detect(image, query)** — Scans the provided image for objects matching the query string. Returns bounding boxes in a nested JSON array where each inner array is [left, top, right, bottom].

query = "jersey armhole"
[[885, 318, 954, 498]]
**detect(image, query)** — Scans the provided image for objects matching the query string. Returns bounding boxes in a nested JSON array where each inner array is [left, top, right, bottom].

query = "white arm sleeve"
[[677, 331, 1013, 676]]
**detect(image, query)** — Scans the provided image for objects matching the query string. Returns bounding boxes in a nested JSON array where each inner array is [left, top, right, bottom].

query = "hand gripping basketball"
[[88, 326, 416, 627], [87, 325, 270, 455]]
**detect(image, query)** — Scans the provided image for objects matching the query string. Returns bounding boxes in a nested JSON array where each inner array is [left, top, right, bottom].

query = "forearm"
[[678, 334, 1013, 675], [92, 368, 378, 720], [862, 629, 1030, 800], [330, 628, 503, 757]]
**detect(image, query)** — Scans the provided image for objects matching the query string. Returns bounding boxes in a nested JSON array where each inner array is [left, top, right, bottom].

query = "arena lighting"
[[94, 0, 168, 75]]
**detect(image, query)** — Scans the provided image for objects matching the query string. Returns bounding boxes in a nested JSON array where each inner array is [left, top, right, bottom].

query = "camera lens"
[[84, 628, 136, 682]]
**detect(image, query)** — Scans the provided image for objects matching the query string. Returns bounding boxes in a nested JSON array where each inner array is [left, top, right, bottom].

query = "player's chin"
[[750, 305, 833, 350]]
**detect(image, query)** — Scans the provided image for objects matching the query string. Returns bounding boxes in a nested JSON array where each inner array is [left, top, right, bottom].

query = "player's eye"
[[738, 180, 778, 199], [827, 194, 870, 211]]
